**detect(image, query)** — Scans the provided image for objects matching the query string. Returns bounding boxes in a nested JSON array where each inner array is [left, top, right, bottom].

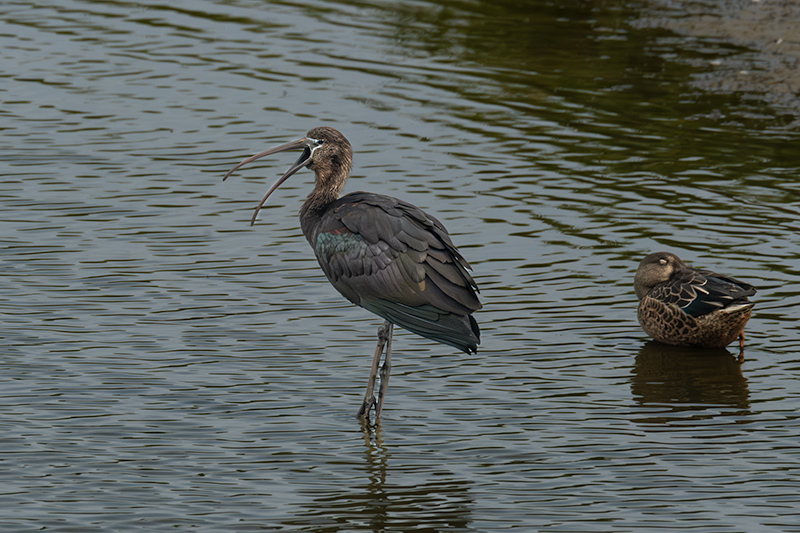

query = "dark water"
[[2, 0, 799, 531]]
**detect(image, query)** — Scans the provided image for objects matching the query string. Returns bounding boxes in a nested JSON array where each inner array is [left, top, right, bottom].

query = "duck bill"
[[223, 138, 314, 226]]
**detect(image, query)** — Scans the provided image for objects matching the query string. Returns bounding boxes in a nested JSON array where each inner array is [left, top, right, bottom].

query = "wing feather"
[[652, 267, 756, 318], [309, 192, 481, 353]]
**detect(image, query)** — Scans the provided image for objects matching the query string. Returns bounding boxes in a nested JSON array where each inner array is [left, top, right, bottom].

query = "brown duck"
[[634, 252, 756, 349]]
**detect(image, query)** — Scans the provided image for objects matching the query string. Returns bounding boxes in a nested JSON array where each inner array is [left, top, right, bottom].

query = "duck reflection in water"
[[634, 252, 756, 360], [631, 341, 750, 425]]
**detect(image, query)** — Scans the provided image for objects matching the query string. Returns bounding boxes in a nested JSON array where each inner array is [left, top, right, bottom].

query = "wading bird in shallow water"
[[634, 252, 756, 355], [224, 126, 481, 420]]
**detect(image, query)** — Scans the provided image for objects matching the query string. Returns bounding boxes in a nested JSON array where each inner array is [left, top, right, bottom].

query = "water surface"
[[2, 0, 799, 531]]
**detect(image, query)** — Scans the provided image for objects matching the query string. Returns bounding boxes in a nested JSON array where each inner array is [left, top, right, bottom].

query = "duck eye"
[[659, 259, 667, 265]]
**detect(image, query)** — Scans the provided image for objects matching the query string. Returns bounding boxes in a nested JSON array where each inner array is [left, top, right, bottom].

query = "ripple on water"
[[2, 0, 800, 531]]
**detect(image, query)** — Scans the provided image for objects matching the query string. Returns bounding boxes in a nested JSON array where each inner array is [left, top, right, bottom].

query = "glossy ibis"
[[224, 126, 481, 419], [634, 252, 756, 353]]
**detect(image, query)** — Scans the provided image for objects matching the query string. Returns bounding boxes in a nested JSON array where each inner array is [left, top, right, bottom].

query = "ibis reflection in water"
[[223, 127, 481, 420]]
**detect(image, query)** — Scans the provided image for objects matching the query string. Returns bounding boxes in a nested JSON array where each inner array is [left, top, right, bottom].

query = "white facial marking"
[[309, 137, 324, 156]]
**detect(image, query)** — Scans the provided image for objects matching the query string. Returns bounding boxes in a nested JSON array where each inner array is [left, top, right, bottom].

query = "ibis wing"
[[314, 193, 480, 313], [311, 192, 481, 352]]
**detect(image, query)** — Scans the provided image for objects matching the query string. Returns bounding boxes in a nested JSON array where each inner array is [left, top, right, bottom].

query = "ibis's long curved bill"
[[223, 138, 314, 226]]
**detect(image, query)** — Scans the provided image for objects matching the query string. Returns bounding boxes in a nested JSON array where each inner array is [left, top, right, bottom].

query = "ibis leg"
[[376, 322, 393, 419], [357, 321, 391, 419]]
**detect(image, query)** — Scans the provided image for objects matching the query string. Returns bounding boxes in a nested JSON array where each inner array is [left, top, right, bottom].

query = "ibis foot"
[[357, 396, 376, 419]]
